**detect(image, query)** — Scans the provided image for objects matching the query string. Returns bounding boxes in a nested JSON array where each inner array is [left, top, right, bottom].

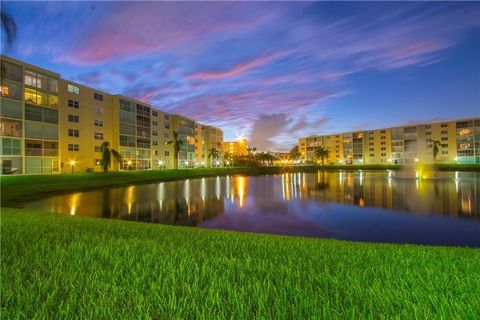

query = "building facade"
[[223, 139, 248, 157], [0, 55, 223, 174], [299, 119, 480, 165]]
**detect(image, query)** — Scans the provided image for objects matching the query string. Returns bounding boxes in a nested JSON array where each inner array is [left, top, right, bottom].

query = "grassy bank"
[[2, 208, 479, 319], [2, 164, 478, 207]]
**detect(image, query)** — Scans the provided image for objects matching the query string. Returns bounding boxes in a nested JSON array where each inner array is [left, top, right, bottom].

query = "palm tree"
[[1, 11, 16, 47], [432, 140, 441, 162], [314, 147, 329, 166], [207, 147, 220, 167], [100, 141, 121, 172], [1, 10, 17, 79], [166, 131, 183, 169], [289, 145, 300, 160]]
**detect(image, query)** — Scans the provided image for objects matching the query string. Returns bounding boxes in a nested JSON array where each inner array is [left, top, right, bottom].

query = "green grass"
[[2, 208, 479, 319], [2, 164, 478, 207]]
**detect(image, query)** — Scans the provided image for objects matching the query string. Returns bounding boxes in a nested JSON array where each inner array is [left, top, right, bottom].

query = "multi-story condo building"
[[195, 123, 224, 166], [223, 138, 248, 157], [0, 55, 223, 174], [299, 119, 480, 165]]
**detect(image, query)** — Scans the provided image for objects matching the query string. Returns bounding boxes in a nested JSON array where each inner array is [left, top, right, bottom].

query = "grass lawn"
[[2, 165, 479, 318], [2, 208, 480, 319]]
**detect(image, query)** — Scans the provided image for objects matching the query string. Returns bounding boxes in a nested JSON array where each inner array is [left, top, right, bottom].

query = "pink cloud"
[[186, 54, 276, 81]]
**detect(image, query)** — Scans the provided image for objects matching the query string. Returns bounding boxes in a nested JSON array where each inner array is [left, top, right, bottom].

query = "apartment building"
[[299, 118, 480, 165], [223, 138, 248, 156], [195, 123, 224, 166], [0, 55, 223, 174]]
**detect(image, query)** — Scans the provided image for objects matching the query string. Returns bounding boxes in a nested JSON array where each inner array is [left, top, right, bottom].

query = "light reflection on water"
[[25, 171, 480, 246]]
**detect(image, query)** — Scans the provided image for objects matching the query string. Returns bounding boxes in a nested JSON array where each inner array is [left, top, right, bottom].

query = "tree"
[[207, 147, 220, 167], [1, 10, 17, 79], [432, 140, 441, 162], [100, 141, 121, 172], [314, 147, 329, 166], [289, 145, 300, 160], [166, 131, 183, 169], [1, 11, 16, 47]]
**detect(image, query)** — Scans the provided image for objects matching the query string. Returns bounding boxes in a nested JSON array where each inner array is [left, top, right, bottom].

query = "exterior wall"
[[1, 56, 60, 174], [299, 118, 480, 164], [223, 139, 248, 156], [171, 114, 196, 168], [59, 80, 114, 173]]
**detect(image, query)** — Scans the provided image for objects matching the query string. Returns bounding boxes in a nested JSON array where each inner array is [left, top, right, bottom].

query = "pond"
[[24, 170, 480, 246]]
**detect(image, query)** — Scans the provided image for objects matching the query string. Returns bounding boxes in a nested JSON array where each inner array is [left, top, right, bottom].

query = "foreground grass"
[[2, 164, 478, 207], [2, 208, 479, 319]]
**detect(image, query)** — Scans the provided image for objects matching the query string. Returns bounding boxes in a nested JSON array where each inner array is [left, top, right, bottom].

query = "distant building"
[[223, 139, 248, 156], [299, 119, 480, 165]]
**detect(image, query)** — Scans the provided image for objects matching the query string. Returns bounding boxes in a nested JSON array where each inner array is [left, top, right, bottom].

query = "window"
[[381, 136, 385, 140], [94, 93, 103, 101], [68, 100, 79, 109], [152, 111, 158, 117], [424, 125, 431, 129], [441, 123, 448, 128], [94, 146, 102, 152], [1, 138, 22, 155], [369, 142, 374, 146], [164, 114, 169, 120], [442, 151, 448, 155], [425, 132, 432, 136], [164, 132, 169, 138], [0, 118, 22, 137], [441, 130, 448, 134], [94, 132, 104, 140], [381, 153, 386, 156], [441, 137, 448, 141], [152, 130, 158, 136], [165, 151, 170, 156], [94, 120, 104, 127], [24, 88, 58, 108], [94, 159, 101, 166], [369, 148, 374, 152], [2, 61, 22, 82], [1, 80, 22, 100], [380, 130, 386, 133], [152, 120, 158, 126], [154, 150, 158, 156], [152, 140, 158, 146], [369, 153, 374, 157], [67, 84, 80, 94], [68, 115, 79, 123], [381, 141, 386, 145], [68, 144, 79, 151], [68, 129, 79, 137], [381, 147, 386, 151], [95, 107, 104, 114]]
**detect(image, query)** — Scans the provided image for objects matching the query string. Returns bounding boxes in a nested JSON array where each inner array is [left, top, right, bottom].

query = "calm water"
[[24, 171, 480, 246]]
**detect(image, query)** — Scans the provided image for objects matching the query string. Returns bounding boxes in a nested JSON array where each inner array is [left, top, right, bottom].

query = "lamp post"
[[70, 160, 75, 174]]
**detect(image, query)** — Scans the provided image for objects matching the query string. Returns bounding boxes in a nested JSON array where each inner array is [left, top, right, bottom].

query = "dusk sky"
[[2, 1, 479, 151]]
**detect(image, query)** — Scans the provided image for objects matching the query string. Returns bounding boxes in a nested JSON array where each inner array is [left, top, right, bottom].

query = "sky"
[[1, 1, 479, 151]]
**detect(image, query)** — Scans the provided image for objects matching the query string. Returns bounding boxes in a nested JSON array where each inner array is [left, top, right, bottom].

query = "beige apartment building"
[[0, 55, 223, 174], [299, 119, 480, 165], [223, 138, 248, 157]]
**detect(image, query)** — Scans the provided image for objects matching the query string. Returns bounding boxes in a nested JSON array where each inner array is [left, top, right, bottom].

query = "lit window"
[[68, 84, 80, 94], [94, 132, 104, 140]]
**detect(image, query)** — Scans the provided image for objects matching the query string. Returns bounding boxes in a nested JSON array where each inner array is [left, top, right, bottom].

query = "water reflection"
[[24, 171, 480, 246]]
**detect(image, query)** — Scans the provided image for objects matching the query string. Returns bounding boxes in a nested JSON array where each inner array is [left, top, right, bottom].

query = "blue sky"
[[2, 1, 479, 150]]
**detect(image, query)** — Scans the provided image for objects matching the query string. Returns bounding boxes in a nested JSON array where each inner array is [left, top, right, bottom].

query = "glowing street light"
[[415, 158, 419, 162], [69, 160, 76, 174]]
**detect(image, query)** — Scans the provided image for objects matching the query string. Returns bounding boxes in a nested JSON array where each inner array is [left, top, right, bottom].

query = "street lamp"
[[69, 160, 76, 174], [454, 156, 458, 164], [127, 160, 132, 170]]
